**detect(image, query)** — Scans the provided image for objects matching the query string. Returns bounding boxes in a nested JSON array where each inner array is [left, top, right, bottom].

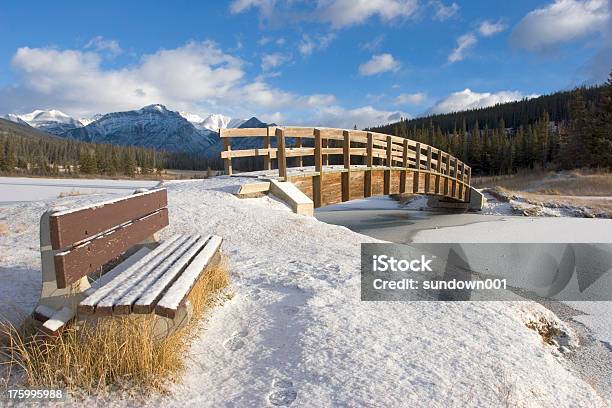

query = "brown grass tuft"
[[0, 257, 230, 395], [0, 223, 8, 236], [57, 190, 84, 198]]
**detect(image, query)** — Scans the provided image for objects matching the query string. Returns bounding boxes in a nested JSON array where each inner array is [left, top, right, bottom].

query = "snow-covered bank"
[[0, 178, 609, 407], [0, 176, 159, 203]]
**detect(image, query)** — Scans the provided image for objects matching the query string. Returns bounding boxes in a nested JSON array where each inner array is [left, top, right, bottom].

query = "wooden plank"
[[322, 138, 329, 166], [400, 139, 409, 193], [223, 138, 232, 175], [276, 128, 287, 179], [342, 130, 350, 202], [281, 127, 315, 137], [384, 136, 392, 195], [349, 171, 366, 201], [313, 129, 323, 207], [320, 172, 342, 206], [221, 148, 274, 159], [49, 189, 167, 250], [132, 236, 210, 314], [424, 146, 432, 193], [156, 236, 222, 318], [77, 235, 185, 314], [365, 132, 374, 197], [94, 235, 199, 315], [295, 137, 303, 167], [435, 149, 441, 194], [264, 127, 272, 170], [413, 143, 421, 193], [220, 128, 268, 137], [54, 209, 169, 289]]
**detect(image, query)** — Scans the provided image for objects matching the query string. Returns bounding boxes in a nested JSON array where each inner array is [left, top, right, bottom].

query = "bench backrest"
[[48, 188, 169, 288]]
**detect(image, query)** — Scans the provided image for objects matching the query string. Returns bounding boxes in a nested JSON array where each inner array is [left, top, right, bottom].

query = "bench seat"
[[78, 234, 222, 318]]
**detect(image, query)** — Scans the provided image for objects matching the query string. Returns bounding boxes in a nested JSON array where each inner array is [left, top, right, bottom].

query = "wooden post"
[[365, 132, 374, 197], [263, 127, 272, 170], [413, 142, 421, 193], [222, 131, 232, 176], [342, 130, 351, 201], [443, 153, 449, 197], [295, 137, 303, 167], [384, 136, 392, 195], [400, 139, 408, 193], [276, 128, 287, 180], [313, 129, 323, 207], [466, 165, 472, 202], [322, 138, 329, 166], [424, 145, 432, 193], [458, 161, 464, 200], [450, 157, 457, 198], [434, 149, 441, 194]]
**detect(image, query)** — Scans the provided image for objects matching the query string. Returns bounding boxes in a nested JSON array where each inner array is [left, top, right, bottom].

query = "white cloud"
[[230, 0, 419, 28], [427, 88, 538, 114], [432, 1, 459, 21], [230, 0, 275, 15], [317, 0, 419, 28], [360, 35, 384, 51], [359, 53, 401, 75], [298, 33, 335, 56], [85, 36, 122, 57], [261, 52, 291, 70], [1, 41, 337, 119], [511, 0, 610, 51], [312, 105, 408, 129], [394, 92, 427, 105], [478, 20, 506, 37], [447, 33, 477, 63]]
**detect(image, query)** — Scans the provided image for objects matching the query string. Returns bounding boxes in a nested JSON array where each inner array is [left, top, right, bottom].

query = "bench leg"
[[33, 209, 90, 332]]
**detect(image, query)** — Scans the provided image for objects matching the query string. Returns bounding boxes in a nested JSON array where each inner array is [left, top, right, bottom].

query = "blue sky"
[[0, 0, 610, 128]]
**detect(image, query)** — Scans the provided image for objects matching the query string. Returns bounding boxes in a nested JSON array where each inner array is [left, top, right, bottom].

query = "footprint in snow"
[[268, 378, 297, 406], [223, 330, 247, 351]]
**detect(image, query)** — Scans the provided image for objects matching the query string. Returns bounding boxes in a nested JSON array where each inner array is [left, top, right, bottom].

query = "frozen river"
[[0, 176, 160, 203]]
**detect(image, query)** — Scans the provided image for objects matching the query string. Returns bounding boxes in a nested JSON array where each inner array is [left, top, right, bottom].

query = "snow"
[[0, 177, 609, 406], [0, 177, 159, 203]]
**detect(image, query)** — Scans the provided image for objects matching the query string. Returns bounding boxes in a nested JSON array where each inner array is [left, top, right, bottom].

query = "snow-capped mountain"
[[2, 109, 84, 135], [63, 104, 219, 153], [180, 112, 246, 132], [4, 105, 272, 155]]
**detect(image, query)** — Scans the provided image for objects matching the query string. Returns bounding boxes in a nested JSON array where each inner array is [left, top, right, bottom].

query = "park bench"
[[33, 188, 222, 336]]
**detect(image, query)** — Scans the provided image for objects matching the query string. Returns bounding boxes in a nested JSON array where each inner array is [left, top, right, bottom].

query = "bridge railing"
[[219, 127, 471, 201]]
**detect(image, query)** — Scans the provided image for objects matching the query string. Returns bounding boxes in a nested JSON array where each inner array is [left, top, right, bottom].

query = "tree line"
[[370, 72, 612, 175], [0, 119, 221, 177]]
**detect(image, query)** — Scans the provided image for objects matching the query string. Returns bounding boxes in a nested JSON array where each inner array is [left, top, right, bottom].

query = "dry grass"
[[0, 223, 8, 236], [57, 190, 85, 198], [473, 169, 612, 196], [0, 258, 230, 396]]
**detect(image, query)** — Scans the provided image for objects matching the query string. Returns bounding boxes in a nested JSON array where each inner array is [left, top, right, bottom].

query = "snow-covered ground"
[[0, 177, 159, 203], [0, 177, 610, 407]]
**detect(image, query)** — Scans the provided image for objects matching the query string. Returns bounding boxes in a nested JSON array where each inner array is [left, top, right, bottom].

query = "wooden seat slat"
[[78, 234, 187, 314], [110, 235, 205, 314], [54, 209, 169, 288], [94, 235, 198, 315], [132, 235, 211, 314], [156, 235, 223, 318], [49, 189, 167, 250]]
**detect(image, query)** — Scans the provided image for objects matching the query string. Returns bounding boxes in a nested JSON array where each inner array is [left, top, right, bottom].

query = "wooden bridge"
[[220, 127, 482, 211]]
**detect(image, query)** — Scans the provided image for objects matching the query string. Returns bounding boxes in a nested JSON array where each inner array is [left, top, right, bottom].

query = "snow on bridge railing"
[[219, 127, 472, 202]]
